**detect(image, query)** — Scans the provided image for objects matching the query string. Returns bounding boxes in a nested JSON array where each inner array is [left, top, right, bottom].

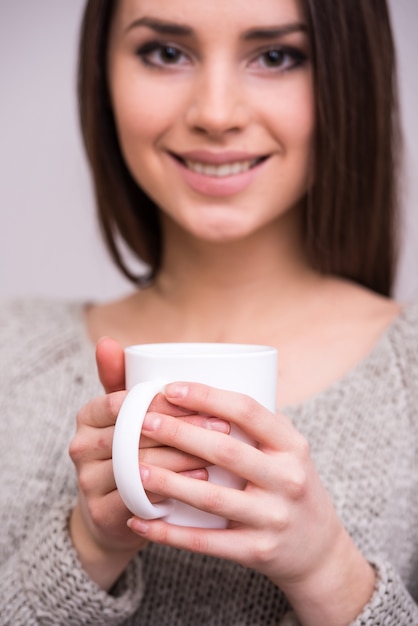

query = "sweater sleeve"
[[0, 497, 145, 626], [350, 560, 418, 626], [277, 560, 418, 626]]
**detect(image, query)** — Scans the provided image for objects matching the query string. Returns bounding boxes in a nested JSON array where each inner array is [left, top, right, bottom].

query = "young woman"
[[0, 0, 417, 624]]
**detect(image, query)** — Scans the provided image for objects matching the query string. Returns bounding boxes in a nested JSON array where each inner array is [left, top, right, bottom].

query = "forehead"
[[111, 0, 306, 33]]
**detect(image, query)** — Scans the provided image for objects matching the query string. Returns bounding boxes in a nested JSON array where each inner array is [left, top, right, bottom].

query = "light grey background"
[[0, 0, 417, 302]]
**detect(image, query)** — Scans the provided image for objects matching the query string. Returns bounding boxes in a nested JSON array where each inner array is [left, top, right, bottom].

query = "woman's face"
[[107, 0, 314, 243]]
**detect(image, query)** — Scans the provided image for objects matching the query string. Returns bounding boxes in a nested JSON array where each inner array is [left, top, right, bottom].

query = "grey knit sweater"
[[0, 299, 417, 626]]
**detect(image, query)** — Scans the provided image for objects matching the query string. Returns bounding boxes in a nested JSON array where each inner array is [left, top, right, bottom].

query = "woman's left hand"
[[127, 382, 375, 625]]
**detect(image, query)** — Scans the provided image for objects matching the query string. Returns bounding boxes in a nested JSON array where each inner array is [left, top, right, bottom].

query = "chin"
[[189, 207, 255, 239], [190, 219, 253, 243]]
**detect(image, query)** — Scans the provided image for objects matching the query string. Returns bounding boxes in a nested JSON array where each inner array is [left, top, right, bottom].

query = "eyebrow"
[[243, 23, 307, 41], [125, 17, 193, 36], [125, 17, 307, 40]]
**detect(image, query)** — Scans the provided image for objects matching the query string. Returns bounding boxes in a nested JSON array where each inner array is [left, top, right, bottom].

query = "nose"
[[185, 62, 250, 137]]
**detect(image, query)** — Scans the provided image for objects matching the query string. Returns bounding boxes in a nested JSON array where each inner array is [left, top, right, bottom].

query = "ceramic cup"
[[112, 342, 277, 528]]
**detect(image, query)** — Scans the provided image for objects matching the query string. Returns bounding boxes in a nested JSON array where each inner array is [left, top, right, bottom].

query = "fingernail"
[[164, 383, 188, 399], [205, 418, 230, 433], [184, 468, 208, 480], [143, 413, 161, 431], [127, 518, 149, 534]]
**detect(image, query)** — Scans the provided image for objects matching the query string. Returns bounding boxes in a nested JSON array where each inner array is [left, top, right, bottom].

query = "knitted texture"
[[0, 299, 417, 625]]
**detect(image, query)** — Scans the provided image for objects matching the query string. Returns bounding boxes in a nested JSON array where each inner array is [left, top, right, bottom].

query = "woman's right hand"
[[68, 337, 229, 590]]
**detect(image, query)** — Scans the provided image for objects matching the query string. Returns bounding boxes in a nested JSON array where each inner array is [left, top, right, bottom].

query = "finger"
[[147, 392, 197, 418], [140, 443, 209, 472], [141, 411, 273, 486], [127, 515, 262, 570], [81, 487, 142, 537], [164, 382, 299, 451], [140, 412, 308, 491], [77, 457, 173, 507], [139, 412, 230, 449], [78, 458, 116, 497], [77, 391, 127, 429], [71, 425, 115, 465], [96, 338, 197, 406], [96, 337, 125, 393], [140, 462, 265, 525], [145, 467, 209, 505]]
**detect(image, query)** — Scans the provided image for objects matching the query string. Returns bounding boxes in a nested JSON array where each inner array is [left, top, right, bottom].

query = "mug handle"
[[112, 379, 173, 519]]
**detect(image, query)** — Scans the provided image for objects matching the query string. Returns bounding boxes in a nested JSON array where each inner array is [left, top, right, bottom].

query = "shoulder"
[[386, 300, 418, 368], [361, 300, 418, 412], [0, 297, 87, 339], [317, 279, 404, 363], [339, 286, 418, 383], [0, 298, 93, 382], [0, 296, 85, 322], [394, 299, 418, 330]]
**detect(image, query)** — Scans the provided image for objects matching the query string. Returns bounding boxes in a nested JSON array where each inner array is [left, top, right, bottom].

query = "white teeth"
[[184, 159, 255, 177]]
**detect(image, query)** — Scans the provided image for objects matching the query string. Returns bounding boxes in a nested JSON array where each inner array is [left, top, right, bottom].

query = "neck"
[[149, 212, 322, 343]]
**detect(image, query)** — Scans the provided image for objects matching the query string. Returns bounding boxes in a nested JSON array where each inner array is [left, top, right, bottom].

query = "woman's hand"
[[69, 339, 229, 590], [127, 381, 375, 626], [69, 337, 142, 589]]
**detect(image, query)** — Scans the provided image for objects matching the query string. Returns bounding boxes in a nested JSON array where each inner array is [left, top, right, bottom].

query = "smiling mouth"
[[172, 154, 268, 178]]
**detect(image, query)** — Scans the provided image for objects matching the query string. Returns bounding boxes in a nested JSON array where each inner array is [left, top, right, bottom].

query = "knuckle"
[[189, 532, 209, 554], [77, 466, 92, 494], [201, 384, 214, 405], [153, 523, 169, 544], [213, 438, 240, 467], [268, 505, 290, 532], [251, 534, 277, 566], [168, 417, 185, 444], [294, 434, 311, 460], [75, 405, 87, 429], [68, 435, 84, 463], [202, 485, 226, 514], [149, 467, 170, 496], [93, 432, 110, 455], [191, 383, 213, 408], [280, 451, 309, 501], [285, 468, 308, 500], [242, 393, 260, 416], [236, 393, 260, 426], [105, 392, 120, 420], [156, 473, 170, 495], [88, 499, 104, 528]]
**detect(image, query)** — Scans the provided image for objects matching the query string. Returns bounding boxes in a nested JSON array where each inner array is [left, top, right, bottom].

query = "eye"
[[263, 49, 287, 67], [253, 46, 307, 72], [136, 42, 189, 68]]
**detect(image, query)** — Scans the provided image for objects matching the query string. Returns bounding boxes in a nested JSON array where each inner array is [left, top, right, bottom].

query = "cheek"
[[262, 77, 315, 151], [113, 94, 161, 147], [282, 96, 314, 150], [278, 89, 315, 187], [111, 74, 187, 149], [261, 85, 315, 196]]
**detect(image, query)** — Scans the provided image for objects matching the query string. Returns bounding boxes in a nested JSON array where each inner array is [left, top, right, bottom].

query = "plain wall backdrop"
[[0, 0, 417, 302]]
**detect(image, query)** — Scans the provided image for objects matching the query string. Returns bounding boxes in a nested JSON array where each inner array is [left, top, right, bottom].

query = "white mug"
[[112, 343, 277, 528]]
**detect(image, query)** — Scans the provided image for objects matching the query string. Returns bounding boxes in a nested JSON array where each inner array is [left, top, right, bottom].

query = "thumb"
[[96, 336, 125, 393]]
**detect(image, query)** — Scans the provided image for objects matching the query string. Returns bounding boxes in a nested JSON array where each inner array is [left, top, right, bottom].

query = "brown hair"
[[78, 0, 401, 294]]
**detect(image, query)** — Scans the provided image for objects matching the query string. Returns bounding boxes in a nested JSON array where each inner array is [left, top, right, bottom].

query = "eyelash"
[[135, 41, 307, 72], [136, 41, 189, 68], [254, 46, 307, 71]]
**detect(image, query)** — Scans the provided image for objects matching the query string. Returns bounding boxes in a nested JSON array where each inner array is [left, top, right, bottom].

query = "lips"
[[168, 150, 270, 196], [184, 158, 260, 177], [170, 151, 269, 179]]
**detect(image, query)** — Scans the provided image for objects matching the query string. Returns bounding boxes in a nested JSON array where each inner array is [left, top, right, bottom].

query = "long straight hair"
[[300, 0, 400, 295], [78, 0, 401, 294]]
